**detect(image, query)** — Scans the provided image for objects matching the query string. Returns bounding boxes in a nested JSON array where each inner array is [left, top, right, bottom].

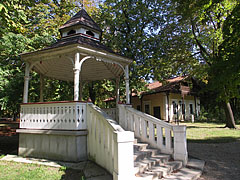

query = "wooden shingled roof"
[[59, 9, 102, 32], [43, 35, 115, 54]]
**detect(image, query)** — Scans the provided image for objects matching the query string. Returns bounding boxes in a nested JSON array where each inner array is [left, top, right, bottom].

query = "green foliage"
[[0, 0, 97, 117]]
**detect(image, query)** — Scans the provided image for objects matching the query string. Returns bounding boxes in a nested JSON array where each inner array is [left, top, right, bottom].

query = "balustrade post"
[[173, 125, 188, 165], [113, 131, 134, 180]]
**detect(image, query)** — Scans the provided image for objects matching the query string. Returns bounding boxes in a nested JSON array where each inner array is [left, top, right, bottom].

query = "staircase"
[[134, 139, 203, 180]]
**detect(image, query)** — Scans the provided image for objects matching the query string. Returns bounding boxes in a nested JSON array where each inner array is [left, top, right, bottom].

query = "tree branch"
[[191, 20, 212, 66]]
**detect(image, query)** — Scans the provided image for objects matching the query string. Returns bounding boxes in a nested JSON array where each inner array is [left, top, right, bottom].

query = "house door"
[[153, 106, 161, 119]]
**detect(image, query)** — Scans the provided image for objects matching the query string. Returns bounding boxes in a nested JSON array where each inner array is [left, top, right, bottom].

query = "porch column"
[[23, 62, 30, 103], [74, 52, 80, 101], [79, 79, 83, 101], [40, 74, 44, 102], [116, 77, 120, 105], [125, 65, 130, 104]]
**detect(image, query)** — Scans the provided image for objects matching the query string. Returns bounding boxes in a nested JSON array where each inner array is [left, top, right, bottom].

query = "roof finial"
[[81, 0, 84, 9]]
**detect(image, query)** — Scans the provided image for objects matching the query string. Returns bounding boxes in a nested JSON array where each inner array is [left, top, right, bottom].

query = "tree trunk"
[[223, 101, 237, 129]]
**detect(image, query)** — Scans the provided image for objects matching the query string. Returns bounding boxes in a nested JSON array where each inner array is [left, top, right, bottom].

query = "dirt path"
[[188, 140, 240, 180]]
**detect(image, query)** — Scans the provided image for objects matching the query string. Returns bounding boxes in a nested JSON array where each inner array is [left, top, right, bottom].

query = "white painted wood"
[[23, 63, 30, 103], [74, 52, 80, 101], [125, 65, 130, 104], [20, 102, 86, 130], [116, 77, 120, 105]]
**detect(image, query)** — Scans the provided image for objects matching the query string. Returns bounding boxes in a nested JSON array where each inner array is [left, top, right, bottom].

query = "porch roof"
[[21, 35, 132, 82]]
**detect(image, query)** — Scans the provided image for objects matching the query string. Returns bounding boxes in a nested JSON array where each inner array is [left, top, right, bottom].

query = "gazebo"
[[17, 8, 188, 180], [21, 9, 132, 104]]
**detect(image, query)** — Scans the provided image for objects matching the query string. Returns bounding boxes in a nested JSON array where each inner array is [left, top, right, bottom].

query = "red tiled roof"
[[131, 77, 188, 97]]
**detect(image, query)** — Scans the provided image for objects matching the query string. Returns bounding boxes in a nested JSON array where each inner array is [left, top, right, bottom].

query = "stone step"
[[151, 154, 171, 164], [143, 160, 183, 178], [135, 172, 158, 180], [134, 158, 160, 174], [134, 148, 160, 161], [134, 143, 149, 151], [162, 167, 202, 180]]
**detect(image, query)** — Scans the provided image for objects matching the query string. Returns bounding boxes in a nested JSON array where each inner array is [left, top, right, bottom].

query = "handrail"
[[125, 106, 174, 129], [118, 104, 188, 165], [87, 104, 135, 180]]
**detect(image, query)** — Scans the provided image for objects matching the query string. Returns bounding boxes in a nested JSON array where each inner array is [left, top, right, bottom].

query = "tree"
[[0, 0, 99, 117], [170, 0, 240, 128]]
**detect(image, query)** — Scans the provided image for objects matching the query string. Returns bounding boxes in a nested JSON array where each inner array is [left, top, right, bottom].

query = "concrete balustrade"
[[102, 108, 117, 120], [87, 104, 134, 180], [118, 104, 188, 165]]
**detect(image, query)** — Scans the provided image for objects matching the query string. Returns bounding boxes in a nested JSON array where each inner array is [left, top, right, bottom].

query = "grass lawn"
[[183, 122, 240, 143], [0, 160, 65, 180]]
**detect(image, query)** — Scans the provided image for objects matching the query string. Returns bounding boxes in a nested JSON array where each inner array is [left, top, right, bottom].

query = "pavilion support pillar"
[[125, 65, 130, 104], [74, 52, 80, 101], [79, 79, 83, 101], [23, 62, 30, 103], [116, 77, 120, 105], [40, 74, 44, 102]]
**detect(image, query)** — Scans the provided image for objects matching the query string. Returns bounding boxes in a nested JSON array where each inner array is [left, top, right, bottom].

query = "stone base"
[[17, 129, 88, 162]]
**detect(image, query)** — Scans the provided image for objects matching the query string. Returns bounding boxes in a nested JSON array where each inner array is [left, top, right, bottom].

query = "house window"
[[144, 104, 150, 114], [172, 101, 177, 114], [67, 29, 76, 35], [86, 30, 94, 37], [137, 105, 141, 111], [190, 104, 194, 114], [153, 106, 161, 119]]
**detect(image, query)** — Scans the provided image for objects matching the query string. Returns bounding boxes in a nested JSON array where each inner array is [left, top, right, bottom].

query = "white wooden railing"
[[20, 101, 86, 130], [87, 104, 135, 180], [118, 104, 188, 165], [102, 108, 117, 120]]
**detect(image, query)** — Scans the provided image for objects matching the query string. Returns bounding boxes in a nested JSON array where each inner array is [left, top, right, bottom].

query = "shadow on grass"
[[0, 135, 19, 156], [186, 125, 226, 129], [187, 136, 240, 143], [60, 168, 85, 180]]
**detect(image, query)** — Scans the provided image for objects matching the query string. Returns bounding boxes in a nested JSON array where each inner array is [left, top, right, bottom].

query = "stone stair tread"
[[162, 167, 202, 180], [187, 158, 205, 171], [134, 143, 149, 151], [135, 172, 158, 180], [165, 160, 183, 170], [147, 165, 172, 177]]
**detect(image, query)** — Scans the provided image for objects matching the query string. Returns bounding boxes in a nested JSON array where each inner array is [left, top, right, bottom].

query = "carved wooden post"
[[23, 62, 30, 103], [74, 52, 80, 101], [116, 77, 120, 105], [125, 65, 130, 104]]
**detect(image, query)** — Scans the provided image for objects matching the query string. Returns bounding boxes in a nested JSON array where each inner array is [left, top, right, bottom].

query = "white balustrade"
[[118, 104, 188, 165], [20, 102, 87, 130], [102, 108, 117, 120], [87, 104, 135, 180]]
